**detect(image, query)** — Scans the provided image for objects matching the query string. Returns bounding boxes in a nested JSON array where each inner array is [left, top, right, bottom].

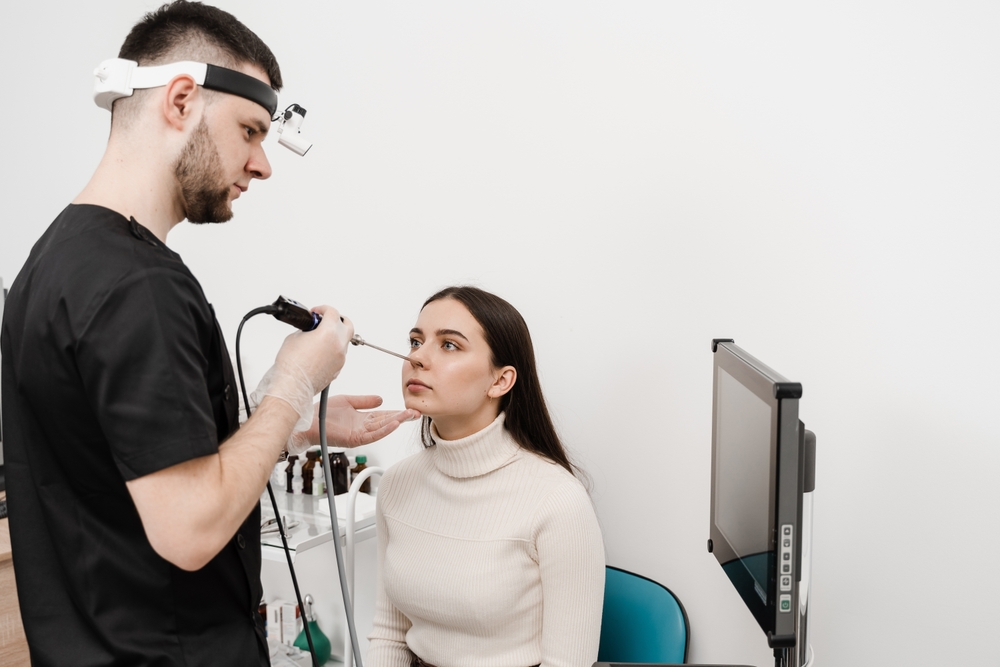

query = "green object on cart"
[[293, 595, 331, 665], [293, 620, 331, 665]]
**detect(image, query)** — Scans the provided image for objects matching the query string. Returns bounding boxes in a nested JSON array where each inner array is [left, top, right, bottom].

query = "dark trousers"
[[411, 656, 539, 667]]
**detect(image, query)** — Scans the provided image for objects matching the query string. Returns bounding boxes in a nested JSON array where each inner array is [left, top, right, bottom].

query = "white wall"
[[3, 2, 999, 665]]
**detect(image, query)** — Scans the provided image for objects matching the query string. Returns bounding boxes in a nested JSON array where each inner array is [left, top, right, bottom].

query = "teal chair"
[[598, 565, 690, 664]]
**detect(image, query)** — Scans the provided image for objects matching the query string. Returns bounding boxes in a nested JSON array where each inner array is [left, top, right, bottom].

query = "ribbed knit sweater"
[[367, 414, 605, 667]]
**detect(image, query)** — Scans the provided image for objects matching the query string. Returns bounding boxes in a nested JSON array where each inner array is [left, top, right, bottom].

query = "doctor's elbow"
[[146, 530, 224, 572]]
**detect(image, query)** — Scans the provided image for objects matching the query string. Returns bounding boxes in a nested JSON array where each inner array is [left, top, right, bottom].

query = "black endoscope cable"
[[236, 307, 320, 667], [236, 302, 366, 667]]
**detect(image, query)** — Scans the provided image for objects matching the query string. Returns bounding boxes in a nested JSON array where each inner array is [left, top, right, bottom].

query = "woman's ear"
[[489, 366, 517, 399]]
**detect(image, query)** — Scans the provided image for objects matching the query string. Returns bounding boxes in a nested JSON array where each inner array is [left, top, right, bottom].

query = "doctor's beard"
[[174, 117, 232, 224]]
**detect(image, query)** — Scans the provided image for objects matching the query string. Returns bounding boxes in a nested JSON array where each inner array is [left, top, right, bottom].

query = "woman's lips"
[[406, 379, 430, 392]]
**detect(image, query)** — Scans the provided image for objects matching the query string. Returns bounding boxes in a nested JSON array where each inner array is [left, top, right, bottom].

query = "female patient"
[[368, 286, 605, 667]]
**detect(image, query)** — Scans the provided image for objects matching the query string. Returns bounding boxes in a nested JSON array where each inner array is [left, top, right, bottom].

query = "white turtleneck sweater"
[[367, 414, 605, 667]]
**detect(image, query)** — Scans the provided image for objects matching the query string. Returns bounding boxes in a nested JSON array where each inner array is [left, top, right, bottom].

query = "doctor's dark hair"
[[419, 286, 582, 480], [113, 1, 281, 125]]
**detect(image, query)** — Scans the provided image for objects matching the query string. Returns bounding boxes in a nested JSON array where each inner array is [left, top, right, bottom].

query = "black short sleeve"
[[75, 266, 220, 480]]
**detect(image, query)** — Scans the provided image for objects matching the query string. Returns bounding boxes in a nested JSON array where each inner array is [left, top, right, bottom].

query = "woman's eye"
[[409, 338, 421, 349], [245, 127, 256, 139], [443, 340, 458, 351]]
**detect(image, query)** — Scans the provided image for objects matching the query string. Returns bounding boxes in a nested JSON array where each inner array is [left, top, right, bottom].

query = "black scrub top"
[[0, 205, 268, 667]]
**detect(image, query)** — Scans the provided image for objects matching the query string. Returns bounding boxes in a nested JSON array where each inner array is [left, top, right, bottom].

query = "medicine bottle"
[[328, 448, 350, 495], [302, 450, 319, 495], [284, 455, 299, 494], [291, 459, 304, 495], [312, 457, 325, 496], [352, 455, 371, 493]]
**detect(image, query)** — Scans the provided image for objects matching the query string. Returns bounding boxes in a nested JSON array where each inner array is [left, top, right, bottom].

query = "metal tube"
[[351, 335, 422, 367]]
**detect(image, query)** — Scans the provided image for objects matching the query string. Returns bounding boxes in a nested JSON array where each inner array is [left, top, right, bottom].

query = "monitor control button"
[[779, 594, 792, 612]]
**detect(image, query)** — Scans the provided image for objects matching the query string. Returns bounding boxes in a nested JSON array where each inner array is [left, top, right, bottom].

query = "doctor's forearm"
[[126, 395, 298, 570]]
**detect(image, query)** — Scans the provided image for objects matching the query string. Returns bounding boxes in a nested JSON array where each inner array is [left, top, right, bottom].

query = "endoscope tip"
[[351, 334, 422, 367]]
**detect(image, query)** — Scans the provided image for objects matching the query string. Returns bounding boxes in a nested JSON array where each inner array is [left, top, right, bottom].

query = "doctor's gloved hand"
[[250, 305, 354, 439], [287, 395, 421, 454]]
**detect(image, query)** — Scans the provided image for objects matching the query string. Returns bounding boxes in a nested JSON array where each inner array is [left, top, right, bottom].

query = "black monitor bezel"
[[710, 341, 802, 648]]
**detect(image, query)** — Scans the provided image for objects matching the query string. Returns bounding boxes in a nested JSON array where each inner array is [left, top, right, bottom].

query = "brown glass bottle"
[[328, 449, 350, 495], [302, 450, 319, 495], [352, 455, 371, 494], [284, 455, 299, 494]]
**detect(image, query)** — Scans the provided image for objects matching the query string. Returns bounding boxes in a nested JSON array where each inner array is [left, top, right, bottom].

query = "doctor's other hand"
[[252, 305, 354, 433], [287, 395, 421, 454]]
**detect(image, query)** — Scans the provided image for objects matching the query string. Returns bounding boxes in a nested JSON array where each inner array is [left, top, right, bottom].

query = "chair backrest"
[[598, 565, 689, 664]]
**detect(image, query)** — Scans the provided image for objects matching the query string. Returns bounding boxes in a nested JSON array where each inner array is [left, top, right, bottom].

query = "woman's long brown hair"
[[419, 286, 580, 479]]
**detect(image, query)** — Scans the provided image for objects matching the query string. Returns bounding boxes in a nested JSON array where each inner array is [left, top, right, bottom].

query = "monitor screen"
[[715, 366, 774, 607], [710, 340, 802, 649]]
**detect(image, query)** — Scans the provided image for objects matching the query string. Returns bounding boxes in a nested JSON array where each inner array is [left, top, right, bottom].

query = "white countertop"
[[260, 488, 377, 562]]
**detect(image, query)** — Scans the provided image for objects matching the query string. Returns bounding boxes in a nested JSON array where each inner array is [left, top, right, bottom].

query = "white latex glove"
[[249, 304, 354, 445], [250, 361, 316, 434], [287, 395, 421, 454]]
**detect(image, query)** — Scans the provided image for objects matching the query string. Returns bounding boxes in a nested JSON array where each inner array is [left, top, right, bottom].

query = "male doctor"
[[0, 2, 416, 665]]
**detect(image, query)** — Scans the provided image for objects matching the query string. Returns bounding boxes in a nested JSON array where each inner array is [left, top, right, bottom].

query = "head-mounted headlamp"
[[92, 58, 311, 156]]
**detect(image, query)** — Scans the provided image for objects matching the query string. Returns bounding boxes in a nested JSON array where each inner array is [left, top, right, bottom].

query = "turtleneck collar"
[[430, 413, 521, 479]]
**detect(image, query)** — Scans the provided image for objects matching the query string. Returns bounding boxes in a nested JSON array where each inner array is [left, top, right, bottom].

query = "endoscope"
[[92, 58, 312, 155], [238, 298, 391, 667]]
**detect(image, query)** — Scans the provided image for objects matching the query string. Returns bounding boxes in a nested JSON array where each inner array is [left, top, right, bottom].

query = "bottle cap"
[[356, 455, 367, 464]]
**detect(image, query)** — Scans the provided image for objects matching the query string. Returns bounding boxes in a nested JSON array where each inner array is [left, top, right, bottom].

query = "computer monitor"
[[709, 340, 814, 661]]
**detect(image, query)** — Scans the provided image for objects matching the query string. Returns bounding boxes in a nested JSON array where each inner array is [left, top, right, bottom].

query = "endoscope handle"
[[271, 296, 321, 331]]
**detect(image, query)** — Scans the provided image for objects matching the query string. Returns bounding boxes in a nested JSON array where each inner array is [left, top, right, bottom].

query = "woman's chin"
[[403, 397, 431, 416]]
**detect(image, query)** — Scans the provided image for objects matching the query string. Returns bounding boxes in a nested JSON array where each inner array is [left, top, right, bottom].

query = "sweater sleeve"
[[366, 469, 414, 667], [531, 479, 606, 667]]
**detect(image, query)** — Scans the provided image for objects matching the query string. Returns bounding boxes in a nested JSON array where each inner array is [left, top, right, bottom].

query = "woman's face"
[[402, 297, 511, 440]]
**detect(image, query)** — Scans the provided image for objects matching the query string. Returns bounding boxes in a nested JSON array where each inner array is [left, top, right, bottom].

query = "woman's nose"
[[407, 346, 426, 367]]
